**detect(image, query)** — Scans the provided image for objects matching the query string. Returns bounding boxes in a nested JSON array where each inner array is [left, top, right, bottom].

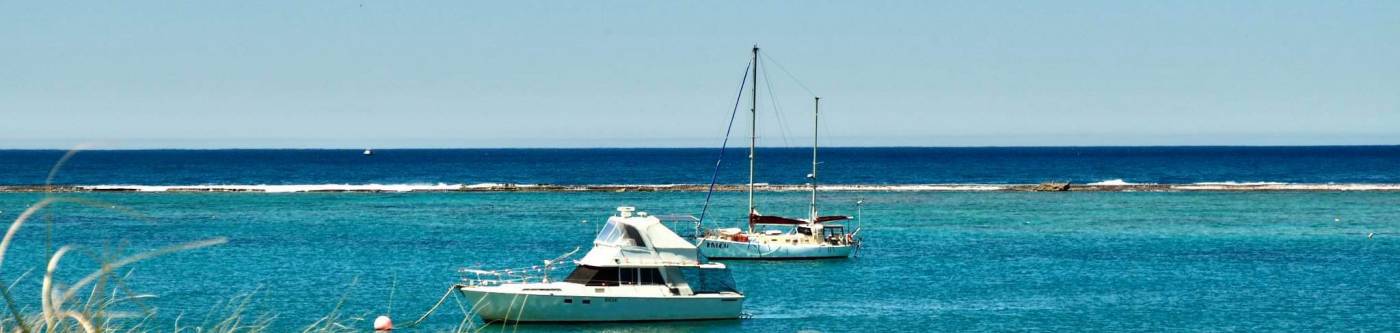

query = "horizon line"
[[2, 143, 1399, 151]]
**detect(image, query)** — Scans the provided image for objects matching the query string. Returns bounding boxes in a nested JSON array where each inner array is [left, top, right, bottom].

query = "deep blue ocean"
[[2, 146, 1399, 185], [0, 147, 1398, 331]]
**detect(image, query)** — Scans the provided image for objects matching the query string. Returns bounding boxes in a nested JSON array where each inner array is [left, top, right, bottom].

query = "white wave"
[[65, 182, 1400, 193], [1190, 181, 1289, 186], [81, 183, 466, 193], [76, 183, 1013, 192], [589, 184, 691, 188], [1173, 183, 1400, 191], [810, 184, 1008, 191], [1086, 179, 1142, 186], [461, 183, 509, 189]]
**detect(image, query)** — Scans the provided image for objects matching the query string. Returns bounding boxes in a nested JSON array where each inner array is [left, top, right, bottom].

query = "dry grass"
[[0, 194, 233, 332], [0, 147, 417, 333]]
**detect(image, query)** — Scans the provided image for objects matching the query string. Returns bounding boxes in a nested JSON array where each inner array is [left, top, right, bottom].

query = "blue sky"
[[2, 1, 1397, 148]]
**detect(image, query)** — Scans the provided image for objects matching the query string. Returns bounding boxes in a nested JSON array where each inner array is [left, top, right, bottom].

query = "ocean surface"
[[1, 191, 1397, 331], [2, 146, 1400, 186], [0, 147, 1398, 331]]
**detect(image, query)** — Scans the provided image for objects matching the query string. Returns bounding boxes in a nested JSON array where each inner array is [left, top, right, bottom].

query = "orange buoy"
[[373, 315, 393, 331]]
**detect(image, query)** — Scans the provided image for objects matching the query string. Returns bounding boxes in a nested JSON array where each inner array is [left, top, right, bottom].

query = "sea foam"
[[81, 183, 466, 193], [59, 182, 1400, 193], [1190, 181, 1289, 186], [1175, 183, 1400, 191], [1086, 179, 1146, 186]]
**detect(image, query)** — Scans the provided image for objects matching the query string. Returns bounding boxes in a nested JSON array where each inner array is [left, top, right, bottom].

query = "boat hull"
[[457, 287, 744, 322], [698, 238, 853, 259]]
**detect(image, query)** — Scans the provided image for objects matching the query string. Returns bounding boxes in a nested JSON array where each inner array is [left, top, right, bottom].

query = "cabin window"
[[677, 268, 738, 293], [618, 268, 635, 285], [621, 225, 647, 247], [564, 266, 621, 286], [797, 226, 813, 236], [824, 226, 845, 238], [615, 268, 666, 285], [642, 268, 665, 285]]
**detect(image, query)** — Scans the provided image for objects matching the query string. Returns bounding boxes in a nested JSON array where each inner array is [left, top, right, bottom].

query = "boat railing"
[[657, 214, 701, 239], [458, 266, 561, 286], [608, 257, 706, 267], [458, 247, 580, 286]]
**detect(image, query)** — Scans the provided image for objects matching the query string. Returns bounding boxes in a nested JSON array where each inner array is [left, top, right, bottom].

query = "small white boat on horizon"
[[456, 206, 745, 323]]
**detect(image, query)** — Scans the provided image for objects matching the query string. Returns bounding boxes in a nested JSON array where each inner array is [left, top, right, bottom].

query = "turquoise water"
[[1, 191, 1398, 331]]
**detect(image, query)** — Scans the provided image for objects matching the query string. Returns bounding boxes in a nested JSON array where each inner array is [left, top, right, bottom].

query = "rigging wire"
[[764, 51, 826, 150], [764, 52, 823, 149], [761, 52, 818, 97], [761, 57, 795, 148], [697, 58, 753, 226]]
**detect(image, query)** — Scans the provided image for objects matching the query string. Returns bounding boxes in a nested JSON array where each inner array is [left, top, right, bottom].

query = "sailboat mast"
[[748, 45, 758, 233], [810, 97, 819, 222]]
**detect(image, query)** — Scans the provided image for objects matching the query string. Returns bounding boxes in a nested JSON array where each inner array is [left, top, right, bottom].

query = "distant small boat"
[[363, 148, 374, 156]]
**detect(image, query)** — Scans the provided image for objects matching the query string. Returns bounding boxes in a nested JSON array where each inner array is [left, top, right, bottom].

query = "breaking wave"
[[40, 182, 1400, 193], [1176, 183, 1400, 190], [1086, 179, 1149, 186], [81, 183, 467, 193], [1190, 181, 1289, 186], [73, 183, 1011, 193]]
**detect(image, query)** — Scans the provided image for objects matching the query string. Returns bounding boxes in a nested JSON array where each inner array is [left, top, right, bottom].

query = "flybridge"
[[579, 206, 703, 267]]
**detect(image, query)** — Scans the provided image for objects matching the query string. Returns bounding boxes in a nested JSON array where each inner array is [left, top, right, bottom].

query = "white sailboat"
[[457, 206, 744, 322], [697, 46, 860, 260]]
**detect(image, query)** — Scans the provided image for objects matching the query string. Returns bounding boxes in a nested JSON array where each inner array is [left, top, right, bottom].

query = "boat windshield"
[[595, 220, 622, 244], [594, 220, 646, 247], [678, 267, 738, 294]]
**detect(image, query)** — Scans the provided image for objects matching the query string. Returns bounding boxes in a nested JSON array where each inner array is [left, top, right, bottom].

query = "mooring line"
[[407, 285, 457, 327]]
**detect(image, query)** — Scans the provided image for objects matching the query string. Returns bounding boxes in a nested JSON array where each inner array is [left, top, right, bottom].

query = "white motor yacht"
[[457, 206, 744, 323]]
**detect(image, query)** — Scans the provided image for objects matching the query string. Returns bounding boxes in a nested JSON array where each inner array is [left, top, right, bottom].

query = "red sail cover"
[[748, 214, 850, 225]]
